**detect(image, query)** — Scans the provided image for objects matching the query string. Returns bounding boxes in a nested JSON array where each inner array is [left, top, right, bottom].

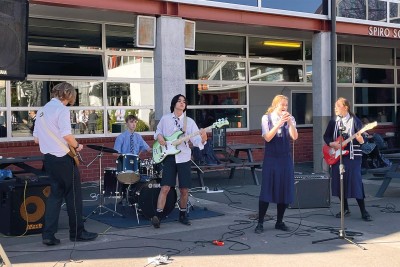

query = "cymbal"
[[87, 144, 118, 154]]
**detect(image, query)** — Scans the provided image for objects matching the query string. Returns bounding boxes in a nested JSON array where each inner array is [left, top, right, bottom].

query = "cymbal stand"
[[313, 117, 365, 249], [86, 148, 123, 218]]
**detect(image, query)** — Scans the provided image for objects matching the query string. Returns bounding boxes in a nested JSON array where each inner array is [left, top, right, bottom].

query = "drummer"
[[114, 115, 152, 197]]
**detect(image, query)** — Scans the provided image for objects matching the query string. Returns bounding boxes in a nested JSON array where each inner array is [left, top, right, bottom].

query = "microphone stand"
[[313, 117, 365, 250]]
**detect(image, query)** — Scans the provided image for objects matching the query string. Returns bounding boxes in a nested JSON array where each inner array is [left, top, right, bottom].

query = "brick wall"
[[0, 125, 396, 182]]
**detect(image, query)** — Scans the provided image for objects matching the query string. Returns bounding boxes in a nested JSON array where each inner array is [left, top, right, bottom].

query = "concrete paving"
[[1, 163, 400, 267]]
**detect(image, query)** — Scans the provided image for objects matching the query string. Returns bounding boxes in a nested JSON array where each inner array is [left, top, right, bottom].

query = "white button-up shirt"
[[154, 113, 204, 163], [33, 98, 71, 157]]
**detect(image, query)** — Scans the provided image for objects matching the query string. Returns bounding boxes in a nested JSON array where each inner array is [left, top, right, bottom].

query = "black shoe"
[[179, 216, 191, 226], [335, 209, 351, 218], [151, 216, 160, 228], [42, 237, 60, 246], [275, 222, 289, 231], [362, 211, 373, 221], [254, 223, 264, 234], [70, 230, 98, 242]]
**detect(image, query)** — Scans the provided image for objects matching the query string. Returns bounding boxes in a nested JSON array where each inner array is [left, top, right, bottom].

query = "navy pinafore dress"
[[259, 114, 294, 204]]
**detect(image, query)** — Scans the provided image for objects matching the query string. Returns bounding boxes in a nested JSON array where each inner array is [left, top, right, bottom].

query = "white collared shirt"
[[33, 98, 71, 157], [154, 113, 204, 163]]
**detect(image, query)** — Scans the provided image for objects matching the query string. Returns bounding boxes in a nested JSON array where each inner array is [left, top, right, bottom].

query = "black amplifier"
[[0, 178, 51, 236], [290, 174, 330, 209]]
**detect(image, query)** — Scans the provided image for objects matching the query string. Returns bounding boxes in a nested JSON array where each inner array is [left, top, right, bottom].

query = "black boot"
[[151, 210, 163, 228], [179, 209, 191, 225]]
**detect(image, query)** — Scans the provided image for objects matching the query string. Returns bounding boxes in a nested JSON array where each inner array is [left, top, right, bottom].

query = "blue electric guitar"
[[152, 118, 229, 164]]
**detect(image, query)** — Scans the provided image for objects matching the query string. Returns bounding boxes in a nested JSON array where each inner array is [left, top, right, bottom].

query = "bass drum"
[[128, 182, 177, 219]]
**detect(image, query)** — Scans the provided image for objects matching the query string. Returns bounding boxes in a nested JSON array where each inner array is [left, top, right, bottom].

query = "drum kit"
[[87, 144, 177, 223]]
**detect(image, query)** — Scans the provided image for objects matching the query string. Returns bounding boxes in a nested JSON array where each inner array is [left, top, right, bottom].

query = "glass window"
[[11, 110, 37, 137], [107, 82, 154, 107], [205, 0, 258, 6], [249, 63, 303, 82], [355, 106, 394, 123], [390, 3, 400, 24], [306, 65, 312, 83], [338, 0, 366, 20], [28, 52, 104, 77], [249, 37, 303, 60], [187, 108, 247, 129], [355, 68, 394, 84], [305, 41, 312, 61], [106, 24, 136, 51], [72, 110, 104, 135], [28, 18, 101, 49], [0, 111, 6, 138], [354, 46, 394, 65], [192, 33, 245, 56], [337, 44, 352, 63], [262, 0, 328, 15], [355, 87, 394, 104], [107, 108, 154, 133], [186, 84, 247, 106], [186, 59, 246, 81], [107, 55, 154, 78], [292, 92, 313, 125], [337, 66, 352, 83], [0, 81, 6, 107], [368, 0, 387, 22], [11, 81, 103, 107]]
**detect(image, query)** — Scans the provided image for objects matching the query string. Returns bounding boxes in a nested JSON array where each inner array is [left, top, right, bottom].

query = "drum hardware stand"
[[86, 148, 123, 218], [312, 117, 366, 250]]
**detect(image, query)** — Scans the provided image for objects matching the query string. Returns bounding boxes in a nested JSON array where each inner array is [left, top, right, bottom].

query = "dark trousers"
[[42, 154, 84, 239]]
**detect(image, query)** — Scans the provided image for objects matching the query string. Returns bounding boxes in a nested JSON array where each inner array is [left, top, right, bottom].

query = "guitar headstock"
[[212, 118, 229, 129], [363, 121, 378, 131]]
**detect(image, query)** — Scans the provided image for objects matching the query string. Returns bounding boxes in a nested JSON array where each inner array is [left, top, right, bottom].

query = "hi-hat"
[[87, 144, 118, 154]]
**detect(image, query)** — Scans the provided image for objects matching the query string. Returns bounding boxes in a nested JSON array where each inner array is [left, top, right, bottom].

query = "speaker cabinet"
[[0, 178, 51, 236], [290, 174, 331, 209], [0, 0, 28, 80]]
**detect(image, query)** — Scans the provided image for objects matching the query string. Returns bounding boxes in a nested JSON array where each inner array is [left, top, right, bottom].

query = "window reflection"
[[11, 81, 103, 107], [72, 110, 104, 135], [107, 108, 154, 133], [107, 82, 154, 107], [355, 68, 394, 84], [250, 63, 303, 82], [186, 84, 246, 106], [262, 0, 328, 14], [187, 108, 247, 129], [249, 38, 303, 60], [107, 55, 154, 78], [292, 92, 313, 125], [355, 106, 394, 123], [355, 87, 394, 104], [0, 111, 6, 138], [0, 81, 6, 107], [186, 59, 246, 81], [337, 66, 352, 83], [11, 110, 37, 137]]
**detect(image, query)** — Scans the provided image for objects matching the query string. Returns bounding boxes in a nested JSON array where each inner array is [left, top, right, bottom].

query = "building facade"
[[0, 0, 399, 181]]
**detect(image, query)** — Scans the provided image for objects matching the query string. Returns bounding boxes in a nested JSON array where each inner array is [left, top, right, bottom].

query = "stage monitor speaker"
[[0, 178, 51, 236], [0, 0, 29, 80], [289, 174, 330, 209]]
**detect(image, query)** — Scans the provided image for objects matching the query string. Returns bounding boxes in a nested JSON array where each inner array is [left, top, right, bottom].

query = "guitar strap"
[[39, 112, 74, 158]]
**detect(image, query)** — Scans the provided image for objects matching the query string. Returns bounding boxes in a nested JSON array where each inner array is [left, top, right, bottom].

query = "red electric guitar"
[[323, 121, 377, 165]]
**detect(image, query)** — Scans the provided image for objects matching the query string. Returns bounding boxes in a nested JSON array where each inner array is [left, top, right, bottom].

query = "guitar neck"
[[342, 129, 365, 147], [171, 125, 213, 146]]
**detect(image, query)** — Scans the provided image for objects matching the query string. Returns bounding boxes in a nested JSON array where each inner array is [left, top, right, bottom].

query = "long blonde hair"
[[265, 95, 288, 114]]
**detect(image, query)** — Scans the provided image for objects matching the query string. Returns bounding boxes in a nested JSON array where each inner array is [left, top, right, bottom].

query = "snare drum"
[[103, 167, 118, 196], [127, 181, 177, 219], [117, 154, 140, 184]]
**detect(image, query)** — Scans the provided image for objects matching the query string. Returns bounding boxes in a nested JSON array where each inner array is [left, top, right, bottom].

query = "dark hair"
[[170, 94, 187, 113], [125, 114, 138, 123]]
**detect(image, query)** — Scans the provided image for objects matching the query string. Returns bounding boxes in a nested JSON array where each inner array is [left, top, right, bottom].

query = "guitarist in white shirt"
[[33, 82, 98, 245], [151, 94, 207, 228], [323, 97, 372, 221]]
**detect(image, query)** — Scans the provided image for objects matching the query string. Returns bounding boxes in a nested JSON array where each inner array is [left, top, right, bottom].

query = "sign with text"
[[368, 26, 400, 38]]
